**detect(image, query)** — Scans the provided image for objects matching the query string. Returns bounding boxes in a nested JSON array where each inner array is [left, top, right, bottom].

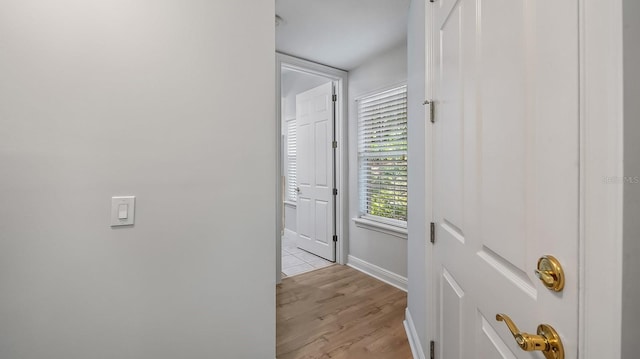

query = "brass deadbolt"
[[535, 255, 565, 292]]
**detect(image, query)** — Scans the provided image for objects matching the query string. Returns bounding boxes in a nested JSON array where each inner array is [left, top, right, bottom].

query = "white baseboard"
[[404, 308, 426, 359], [283, 228, 297, 242], [347, 255, 407, 291]]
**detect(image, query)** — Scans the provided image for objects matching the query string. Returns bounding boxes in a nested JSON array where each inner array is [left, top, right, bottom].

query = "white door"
[[432, 0, 579, 358], [296, 82, 336, 261]]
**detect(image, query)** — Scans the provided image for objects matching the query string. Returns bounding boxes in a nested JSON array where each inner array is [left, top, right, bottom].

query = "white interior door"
[[296, 82, 336, 262], [432, 0, 579, 358]]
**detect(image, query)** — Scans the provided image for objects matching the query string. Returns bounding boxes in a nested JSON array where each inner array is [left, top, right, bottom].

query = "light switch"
[[118, 204, 128, 219], [111, 196, 135, 227]]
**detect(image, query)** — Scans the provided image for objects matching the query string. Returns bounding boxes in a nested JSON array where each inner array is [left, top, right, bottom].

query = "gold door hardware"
[[535, 255, 565, 292], [496, 314, 564, 359]]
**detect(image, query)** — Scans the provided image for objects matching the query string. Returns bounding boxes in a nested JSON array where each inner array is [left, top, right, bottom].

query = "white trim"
[[404, 308, 426, 359], [276, 57, 284, 284], [424, 0, 436, 352], [276, 53, 349, 285], [361, 214, 408, 229], [352, 217, 408, 239], [347, 255, 407, 291], [283, 200, 296, 208], [578, 0, 624, 357]]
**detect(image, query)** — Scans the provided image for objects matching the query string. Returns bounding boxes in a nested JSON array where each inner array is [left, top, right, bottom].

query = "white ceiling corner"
[[275, 0, 410, 71]]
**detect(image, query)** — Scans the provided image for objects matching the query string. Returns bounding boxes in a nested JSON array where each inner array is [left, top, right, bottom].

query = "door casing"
[[422, 0, 625, 358], [275, 53, 348, 284]]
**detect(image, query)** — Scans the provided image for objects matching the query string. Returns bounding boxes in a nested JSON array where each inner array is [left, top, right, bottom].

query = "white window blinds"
[[286, 119, 297, 202], [357, 85, 408, 223]]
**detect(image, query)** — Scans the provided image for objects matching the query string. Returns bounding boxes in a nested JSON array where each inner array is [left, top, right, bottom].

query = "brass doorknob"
[[535, 255, 565, 292], [496, 314, 564, 359]]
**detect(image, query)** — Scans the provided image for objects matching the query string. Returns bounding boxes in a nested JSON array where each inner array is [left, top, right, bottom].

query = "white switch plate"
[[111, 196, 135, 227]]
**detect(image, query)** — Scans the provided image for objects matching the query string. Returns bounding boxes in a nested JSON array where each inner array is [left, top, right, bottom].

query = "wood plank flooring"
[[276, 265, 412, 359]]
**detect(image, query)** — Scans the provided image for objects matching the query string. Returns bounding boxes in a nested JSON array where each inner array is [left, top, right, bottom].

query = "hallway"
[[276, 265, 411, 359]]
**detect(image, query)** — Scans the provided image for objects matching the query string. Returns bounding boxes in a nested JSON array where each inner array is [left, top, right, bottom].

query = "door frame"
[[423, 0, 624, 357], [275, 52, 349, 284]]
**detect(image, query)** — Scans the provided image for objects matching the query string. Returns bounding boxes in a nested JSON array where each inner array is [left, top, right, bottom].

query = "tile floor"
[[281, 235, 333, 277]]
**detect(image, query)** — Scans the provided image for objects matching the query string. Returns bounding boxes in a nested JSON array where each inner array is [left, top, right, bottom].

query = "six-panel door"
[[296, 82, 336, 262], [432, 0, 580, 357]]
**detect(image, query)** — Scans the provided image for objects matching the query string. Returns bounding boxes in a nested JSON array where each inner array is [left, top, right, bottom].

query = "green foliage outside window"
[[366, 155, 408, 221]]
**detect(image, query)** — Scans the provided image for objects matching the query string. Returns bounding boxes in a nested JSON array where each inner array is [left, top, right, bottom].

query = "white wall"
[[622, 0, 640, 356], [406, 0, 428, 353], [0, 1, 275, 358], [348, 41, 408, 279], [284, 203, 297, 232]]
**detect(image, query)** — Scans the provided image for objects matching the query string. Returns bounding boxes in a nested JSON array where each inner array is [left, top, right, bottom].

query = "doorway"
[[276, 54, 348, 283]]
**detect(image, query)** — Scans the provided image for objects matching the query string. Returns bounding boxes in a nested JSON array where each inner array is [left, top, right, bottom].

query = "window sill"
[[352, 217, 408, 239], [284, 201, 297, 208]]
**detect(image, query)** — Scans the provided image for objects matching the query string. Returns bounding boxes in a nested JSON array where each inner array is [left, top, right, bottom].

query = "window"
[[286, 118, 297, 202], [357, 85, 408, 224]]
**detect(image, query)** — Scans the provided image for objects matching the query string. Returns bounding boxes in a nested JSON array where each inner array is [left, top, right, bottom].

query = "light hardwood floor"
[[276, 265, 412, 359]]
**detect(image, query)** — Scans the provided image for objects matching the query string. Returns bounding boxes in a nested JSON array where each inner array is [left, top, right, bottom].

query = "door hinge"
[[424, 100, 435, 123], [332, 141, 338, 148], [430, 222, 436, 244], [430, 340, 435, 359], [333, 188, 338, 196], [333, 235, 338, 242], [332, 94, 337, 102]]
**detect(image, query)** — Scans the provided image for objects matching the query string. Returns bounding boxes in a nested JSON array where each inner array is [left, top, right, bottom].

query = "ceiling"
[[275, 0, 411, 71]]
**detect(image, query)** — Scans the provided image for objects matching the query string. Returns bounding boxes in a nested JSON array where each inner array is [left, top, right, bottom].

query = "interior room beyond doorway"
[[281, 67, 336, 277]]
